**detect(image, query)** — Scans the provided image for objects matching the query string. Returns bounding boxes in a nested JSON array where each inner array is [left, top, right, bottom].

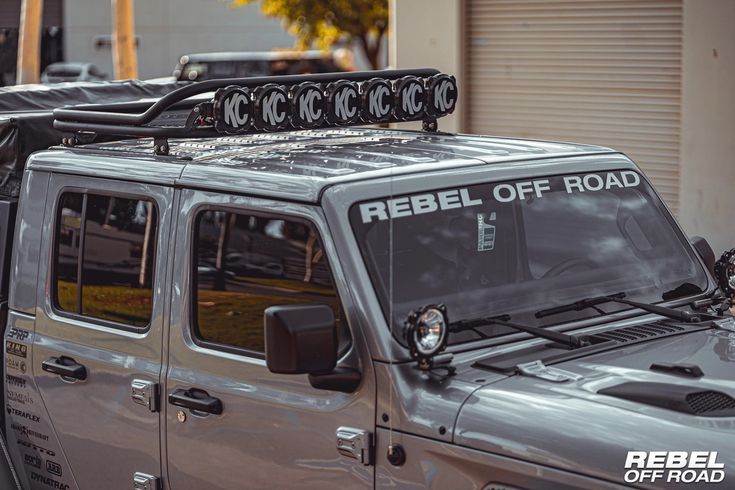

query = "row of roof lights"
[[211, 74, 458, 134]]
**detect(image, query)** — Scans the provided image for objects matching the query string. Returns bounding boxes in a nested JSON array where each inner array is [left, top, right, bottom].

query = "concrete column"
[[389, 0, 464, 132], [679, 0, 735, 255]]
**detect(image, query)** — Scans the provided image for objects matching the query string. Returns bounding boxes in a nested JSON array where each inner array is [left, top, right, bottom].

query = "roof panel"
[[35, 128, 616, 202]]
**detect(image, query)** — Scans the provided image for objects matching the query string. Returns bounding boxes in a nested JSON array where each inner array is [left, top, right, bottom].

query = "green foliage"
[[231, 0, 388, 69]]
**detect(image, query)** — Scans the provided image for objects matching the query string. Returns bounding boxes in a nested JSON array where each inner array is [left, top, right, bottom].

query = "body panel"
[[164, 188, 376, 489], [25, 174, 173, 489]]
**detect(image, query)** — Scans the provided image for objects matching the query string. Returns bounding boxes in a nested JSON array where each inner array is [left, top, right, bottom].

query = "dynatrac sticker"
[[358, 171, 641, 224], [625, 451, 725, 484]]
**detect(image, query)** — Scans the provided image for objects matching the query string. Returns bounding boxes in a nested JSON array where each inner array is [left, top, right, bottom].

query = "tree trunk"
[[16, 0, 43, 84], [112, 0, 138, 79]]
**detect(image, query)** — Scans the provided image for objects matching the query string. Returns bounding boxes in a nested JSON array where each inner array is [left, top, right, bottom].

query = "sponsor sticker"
[[24, 453, 41, 469], [46, 460, 62, 477], [6, 374, 27, 388], [7, 327, 30, 342], [6, 357, 27, 373], [476, 212, 497, 252], [7, 389, 33, 405], [7, 405, 40, 423], [30, 471, 69, 490], [6, 340, 27, 358], [624, 451, 725, 484], [17, 439, 55, 457], [12, 422, 49, 441]]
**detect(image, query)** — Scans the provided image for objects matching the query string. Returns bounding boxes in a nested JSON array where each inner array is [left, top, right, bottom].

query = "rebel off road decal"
[[357, 170, 641, 224]]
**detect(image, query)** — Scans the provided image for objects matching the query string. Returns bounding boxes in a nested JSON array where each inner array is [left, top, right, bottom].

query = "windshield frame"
[[323, 155, 715, 357]]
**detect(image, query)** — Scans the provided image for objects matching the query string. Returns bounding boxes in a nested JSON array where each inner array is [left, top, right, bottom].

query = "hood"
[[454, 326, 735, 488]]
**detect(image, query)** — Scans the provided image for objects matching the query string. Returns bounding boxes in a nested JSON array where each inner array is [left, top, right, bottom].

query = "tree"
[[231, 0, 388, 70]]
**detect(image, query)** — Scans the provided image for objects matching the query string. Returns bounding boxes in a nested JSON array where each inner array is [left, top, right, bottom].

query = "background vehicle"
[[40, 62, 108, 84], [0, 70, 733, 489], [172, 50, 342, 81]]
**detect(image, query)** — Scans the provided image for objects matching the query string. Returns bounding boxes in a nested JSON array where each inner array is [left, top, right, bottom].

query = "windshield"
[[349, 170, 709, 347]]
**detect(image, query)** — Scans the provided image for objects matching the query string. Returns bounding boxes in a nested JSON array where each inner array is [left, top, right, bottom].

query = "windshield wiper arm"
[[451, 315, 589, 349], [535, 292, 704, 323]]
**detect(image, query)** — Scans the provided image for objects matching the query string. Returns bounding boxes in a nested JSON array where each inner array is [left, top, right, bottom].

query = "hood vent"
[[599, 382, 735, 417], [595, 323, 685, 343], [686, 391, 735, 415]]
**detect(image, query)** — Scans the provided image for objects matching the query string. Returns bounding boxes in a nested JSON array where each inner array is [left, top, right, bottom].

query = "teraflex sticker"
[[477, 212, 497, 251]]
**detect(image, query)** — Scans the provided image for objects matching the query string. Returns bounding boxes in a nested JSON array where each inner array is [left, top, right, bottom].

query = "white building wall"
[[63, 0, 293, 79], [678, 0, 735, 256], [389, 0, 464, 132]]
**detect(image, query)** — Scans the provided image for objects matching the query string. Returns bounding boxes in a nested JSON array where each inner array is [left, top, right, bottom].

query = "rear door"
[[23, 174, 172, 489], [164, 189, 375, 489]]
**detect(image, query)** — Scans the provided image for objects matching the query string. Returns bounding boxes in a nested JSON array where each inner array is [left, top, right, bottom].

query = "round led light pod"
[[425, 74, 458, 118], [405, 304, 449, 369], [213, 85, 253, 134], [715, 248, 735, 297], [290, 82, 325, 129], [394, 76, 425, 121], [326, 80, 360, 126], [360, 78, 394, 123], [252, 84, 290, 131]]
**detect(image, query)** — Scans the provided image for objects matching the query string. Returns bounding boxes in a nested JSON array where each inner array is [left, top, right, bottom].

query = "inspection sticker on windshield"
[[357, 171, 641, 224], [477, 212, 496, 251]]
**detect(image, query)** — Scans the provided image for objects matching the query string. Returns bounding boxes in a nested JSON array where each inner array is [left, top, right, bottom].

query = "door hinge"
[[336, 427, 373, 466], [131, 379, 160, 412], [133, 472, 160, 490]]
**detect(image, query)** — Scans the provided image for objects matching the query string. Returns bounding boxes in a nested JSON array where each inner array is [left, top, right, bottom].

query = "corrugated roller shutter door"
[[467, 0, 683, 211]]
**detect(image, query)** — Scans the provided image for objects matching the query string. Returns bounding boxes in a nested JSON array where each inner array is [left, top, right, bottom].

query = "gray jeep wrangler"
[[0, 70, 734, 489]]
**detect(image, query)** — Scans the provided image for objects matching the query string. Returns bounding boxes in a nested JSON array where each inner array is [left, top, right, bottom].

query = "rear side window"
[[194, 210, 342, 354], [54, 192, 157, 329]]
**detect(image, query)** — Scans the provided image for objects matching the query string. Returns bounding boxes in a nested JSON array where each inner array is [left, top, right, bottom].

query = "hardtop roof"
[[28, 128, 620, 202]]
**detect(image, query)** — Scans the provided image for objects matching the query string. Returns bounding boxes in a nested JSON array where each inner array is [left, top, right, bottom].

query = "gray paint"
[[5, 127, 734, 489]]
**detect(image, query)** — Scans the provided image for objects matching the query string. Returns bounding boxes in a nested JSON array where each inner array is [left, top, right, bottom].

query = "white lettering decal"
[[621, 170, 641, 187], [411, 194, 438, 215], [460, 188, 483, 207], [387, 197, 412, 218], [335, 87, 357, 120], [564, 176, 584, 193], [434, 80, 454, 112], [224, 93, 249, 127], [262, 92, 286, 125], [359, 202, 388, 223], [402, 83, 422, 114], [369, 86, 391, 117], [493, 184, 517, 203], [583, 174, 604, 191], [298, 90, 322, 123]]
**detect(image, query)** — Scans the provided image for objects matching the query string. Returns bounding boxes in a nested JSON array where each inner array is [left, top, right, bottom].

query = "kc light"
[[290, 82, 325, 129], [394, 76, 425, 121], [425, 73, 458, 118], [252, 84, 290, 131], [715, 248, 735, 297], [213, 86, 253, 134], [326, 80, 361, 126], [405, 304, 449, 369], [360, 78, 394, 123]]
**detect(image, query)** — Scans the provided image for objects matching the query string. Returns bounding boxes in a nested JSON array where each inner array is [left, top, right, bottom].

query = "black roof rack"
[[53, 69, 458, 155]]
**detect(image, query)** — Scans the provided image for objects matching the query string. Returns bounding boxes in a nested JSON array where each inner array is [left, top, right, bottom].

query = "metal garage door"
[[467, 0, 683, 211]]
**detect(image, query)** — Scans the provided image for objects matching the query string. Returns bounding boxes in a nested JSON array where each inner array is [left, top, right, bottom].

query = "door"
[[28, 175, 172, 489], [164, 189, 375, 489]]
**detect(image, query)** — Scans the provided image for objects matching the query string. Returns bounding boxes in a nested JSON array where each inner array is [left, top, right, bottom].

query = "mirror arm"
[[308, 367, 361, 394]]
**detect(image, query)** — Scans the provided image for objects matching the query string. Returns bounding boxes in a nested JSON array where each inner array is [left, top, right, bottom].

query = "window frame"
[[51, 188, 160, 333], [190, 205, 346, 360]]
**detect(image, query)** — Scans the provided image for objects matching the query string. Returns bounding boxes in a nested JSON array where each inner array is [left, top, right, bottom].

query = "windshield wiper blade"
[[451, 315, 589, 349], [535, 292, 704, 323]]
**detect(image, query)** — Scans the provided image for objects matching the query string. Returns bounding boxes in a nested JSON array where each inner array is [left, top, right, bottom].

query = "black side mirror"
[[690, 236, 715, 276], [264, 304, 361, 393], [265, 304, 337, 375]]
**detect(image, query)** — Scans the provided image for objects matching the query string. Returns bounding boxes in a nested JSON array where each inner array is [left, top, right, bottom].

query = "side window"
[[194, 210, 343, 354], [54, 192, 157, 328]]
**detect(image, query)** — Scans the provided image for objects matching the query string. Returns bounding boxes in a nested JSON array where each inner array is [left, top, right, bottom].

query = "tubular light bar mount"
[[53, 69, 458, 155]]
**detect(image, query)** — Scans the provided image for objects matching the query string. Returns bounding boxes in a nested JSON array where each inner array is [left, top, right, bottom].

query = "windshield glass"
[[349, 170, 709, 347]]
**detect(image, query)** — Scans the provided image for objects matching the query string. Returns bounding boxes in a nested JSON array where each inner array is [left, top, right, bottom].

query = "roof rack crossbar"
[[54, 69, 440, 127]]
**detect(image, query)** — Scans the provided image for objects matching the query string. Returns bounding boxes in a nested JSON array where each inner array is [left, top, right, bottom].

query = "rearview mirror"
[[264, 304, 337, 375]]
